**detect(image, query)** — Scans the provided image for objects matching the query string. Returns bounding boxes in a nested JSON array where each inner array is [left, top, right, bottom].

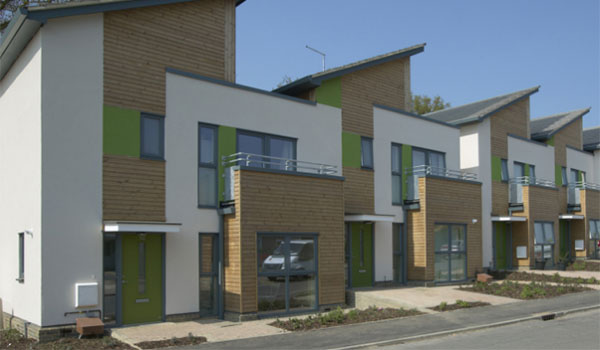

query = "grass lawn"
[[461, 280, 592, 300], [271, 306, 422, 331]]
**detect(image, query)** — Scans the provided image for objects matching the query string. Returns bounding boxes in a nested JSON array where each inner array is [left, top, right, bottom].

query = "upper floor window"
[[391, 143, 402, 205], [561, 167, 567, 186], [361, 137, 373, 169], [140, 113, 164, 160], [513, 161, 525, 178], [529, 164, 536, 181], [412, 147, 445, 175], [198, 124, 218, 207], [237, 130, 296, 170], [570, 169, 579, 184], [500, 159, 509, 182]]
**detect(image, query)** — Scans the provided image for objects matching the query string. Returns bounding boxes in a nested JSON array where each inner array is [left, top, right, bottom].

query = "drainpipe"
[[24, 322, 30, 339]]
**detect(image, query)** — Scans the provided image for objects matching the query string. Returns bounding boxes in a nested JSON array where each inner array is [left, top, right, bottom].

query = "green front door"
[[559, 220, 570, 259], [350, 223, 373, 287], [494, 222, 507, 270], [122, 234, 163, 325]]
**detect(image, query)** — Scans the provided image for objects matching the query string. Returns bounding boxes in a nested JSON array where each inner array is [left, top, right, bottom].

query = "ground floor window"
[[257, 234, 318, 314], [434, 224, 467, 282], [534, 222, 555, 264], [103, 234, 117, 325], [589, 220, 600, 259], [392, 223, 404, 283]]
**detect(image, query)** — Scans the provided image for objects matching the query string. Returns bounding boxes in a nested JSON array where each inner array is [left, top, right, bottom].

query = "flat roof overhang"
[[103, 221, 182, 233], [491, 216, 527, 222], [344, 214, 395, 222], [558, 214, 585, 220]]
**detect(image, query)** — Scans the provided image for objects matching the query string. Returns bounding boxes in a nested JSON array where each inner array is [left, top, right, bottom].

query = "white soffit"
[[558, 214, 584, 220], [491, 216, 527, 222], [103, 221, 182, 233], [344, 214, 395, 222]]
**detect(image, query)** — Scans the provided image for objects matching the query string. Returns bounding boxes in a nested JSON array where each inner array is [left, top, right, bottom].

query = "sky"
[[236, 0, 600, 129]]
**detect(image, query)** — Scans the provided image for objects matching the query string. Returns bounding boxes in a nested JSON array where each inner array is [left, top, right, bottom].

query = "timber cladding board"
[[340, 58, 408, 137], [227, 169, 345, 314], [103, 155, 165, 221], [553, 118, 583, 166], [490, 97, 530, 159], [342, 166, 374, 214], [583, 190, 600, 257], [103, 0, 235, 115], [491, 182, 509, 215], [407, 177, 482, 280]]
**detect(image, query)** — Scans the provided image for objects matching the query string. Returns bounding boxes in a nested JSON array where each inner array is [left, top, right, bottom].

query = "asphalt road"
[[388, 309, 600, 350]]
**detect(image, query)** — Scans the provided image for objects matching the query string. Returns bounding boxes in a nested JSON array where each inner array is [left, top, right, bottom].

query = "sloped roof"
[[274, 43, 426, 96], [0, 0, 246, 80], [583, 126, 600, 152], [530, 108, 591, 141], [424, 86, 540, 126]]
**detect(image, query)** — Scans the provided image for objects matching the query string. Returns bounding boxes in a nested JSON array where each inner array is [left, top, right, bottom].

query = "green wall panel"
[[315, 77, 341, 108], [402, 145, 412, 200], [103, 105, 140, 157], [524, 164, 530, 177], [342, 131, 361, 168], [491, 156, 502, 182], [546, 136, 555, 146], [555, 165, 563, 186], [218, 126, 236, 201]]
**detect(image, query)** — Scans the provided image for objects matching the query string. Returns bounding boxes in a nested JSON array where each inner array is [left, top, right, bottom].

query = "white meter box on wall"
[[75, 282, 98, 308]]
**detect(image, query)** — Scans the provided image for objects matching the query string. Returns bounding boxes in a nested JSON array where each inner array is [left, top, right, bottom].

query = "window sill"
[[16, 278, 24, 283], [198, 205, 218, 210], [360, 167, 374, 171], [140, 155, 166, 162]]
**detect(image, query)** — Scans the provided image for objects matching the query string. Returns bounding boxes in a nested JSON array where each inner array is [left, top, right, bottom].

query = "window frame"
[[513, 161, 525, 178], [391, 143, 402, 206], [17, 232, 24, 283], [500, 158, 509, 182], [433, 223, 467, 283], [412, 146, 446, 170], [529, 164, 536, 180], [140, 113, 165, 160], [198, 123, 219, 208], [533, 221, 555, 263], [360, 136, 374, 170], [561, 167, 568, 186], [392, 223, 404, 284], [589, 219, 600, 240], [236, 129, 297, 169]]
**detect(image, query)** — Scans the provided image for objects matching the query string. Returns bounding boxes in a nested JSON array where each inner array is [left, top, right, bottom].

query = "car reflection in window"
[[262, 240, 314, 281]]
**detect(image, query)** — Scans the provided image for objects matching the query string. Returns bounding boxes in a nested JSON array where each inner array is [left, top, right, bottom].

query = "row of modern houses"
[[0, 0, 598, 341]]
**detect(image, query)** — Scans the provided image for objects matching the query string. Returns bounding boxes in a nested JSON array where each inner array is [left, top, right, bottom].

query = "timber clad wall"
[[407, 177, 482, 280], [492, 182, 508, 215], [224, 169, 345, 314], [553, 118, 583, 166], [103, 155, 166, 221], [102, 0, 235, 221], [339, 58, 409, 214], [577, 190, 600, 258]]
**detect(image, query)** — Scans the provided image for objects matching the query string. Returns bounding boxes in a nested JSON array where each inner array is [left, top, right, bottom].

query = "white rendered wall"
[[594, 151, 600, 184], [40, 14, 103, 326], [566, 147, 595, 182], [460, 119, 493, 268], [0, 33, 43, 325], [507, 135, 555, 180], [372, 106, 460, 281], [164, 72, 342, 315]]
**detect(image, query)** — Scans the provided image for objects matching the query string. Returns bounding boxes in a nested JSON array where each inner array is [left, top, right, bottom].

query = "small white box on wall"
[[516, 246, 527, 259], [575, 240, 584, 251], [75, 282, 98, 308]]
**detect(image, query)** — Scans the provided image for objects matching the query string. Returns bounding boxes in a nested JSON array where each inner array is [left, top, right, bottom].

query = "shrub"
[[587, 277, 597, 284], [456, 300, 469, 308], [438, 302, 447, 311], [347, 309, 359, 320]]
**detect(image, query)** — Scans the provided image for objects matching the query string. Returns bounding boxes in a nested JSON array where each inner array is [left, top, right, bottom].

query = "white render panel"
[[566, 147, 595, 182], [373, 106, 461, 222], [507, 135, 555, 180], [40, 14, 103, 326], [165, 72, 342, 315], [0, 33, 43, 326], [594, 151, 600, 184], [374, 222, 394, 282]]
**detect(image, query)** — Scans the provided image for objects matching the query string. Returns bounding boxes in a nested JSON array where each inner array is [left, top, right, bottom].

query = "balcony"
[[508, 176, 556, 205], [222, 152, 339, 201], [405, 165, 478, 203], [567, 181, 600, 213]]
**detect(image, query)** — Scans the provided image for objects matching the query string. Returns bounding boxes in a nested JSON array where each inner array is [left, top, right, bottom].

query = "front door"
[[122, 233, 163, 325], [494, 222, 508, 270], [559, 220, 570, 260], [350, 223, 373, 287], [199, 233, 219, 316]]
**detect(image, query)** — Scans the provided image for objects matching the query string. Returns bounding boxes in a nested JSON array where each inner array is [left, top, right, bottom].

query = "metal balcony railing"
[[567, 181, 600, 206], [405, 165, 478, 201], [509, 176, 556, 205], [222, 152, 339, 201]]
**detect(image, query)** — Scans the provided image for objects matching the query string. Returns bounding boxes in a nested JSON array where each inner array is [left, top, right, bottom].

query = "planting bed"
[[0, 329, 134, 350], [271, 306, 422, 331], [429, 300, 490, 312], [567, 260, 600, 272], [462, 280, 592, 300], [506, 271, 599, 285], [135, 335, 207, 349]]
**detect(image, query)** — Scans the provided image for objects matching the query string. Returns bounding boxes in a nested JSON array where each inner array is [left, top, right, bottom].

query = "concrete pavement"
[[176, 290, 600, 350]]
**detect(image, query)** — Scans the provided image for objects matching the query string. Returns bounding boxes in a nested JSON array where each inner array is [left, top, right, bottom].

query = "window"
[[534, 222, 555, 263], [529, 164, 536, 181], [570, 169, 579, 184], [590, 220, 600, 259], [581, 171, 586, 183], [361, 137, 373, 169], [561, 167, 567, 186], [138, 241, 146, 294], [412, 147, 446, 176], [237, 131, 296, 169], [198, 124, 218, 207], [140, 113, 164, 160], [391, 143, 402, 205], [257, 234, 317, 314], [500, 159, 509, 182], [434, 224, 466, 282], [18, 232, 24, 282], [392, 223, 404, 283], [513, 161, 525, 178]]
